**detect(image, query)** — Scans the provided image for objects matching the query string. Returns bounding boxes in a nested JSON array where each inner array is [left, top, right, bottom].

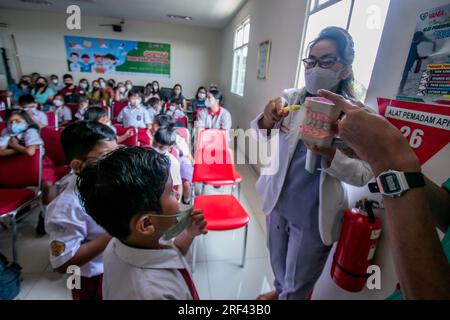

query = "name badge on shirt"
[[136, 115, 142, 121]]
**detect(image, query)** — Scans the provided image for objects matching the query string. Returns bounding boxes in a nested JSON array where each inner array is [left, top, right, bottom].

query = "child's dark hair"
[[63, 74, 73, 80], [60, 121, 116, 161], [128, 90, 142, 99], [154, 126, 175, 147], [6, 109, 39, 131], [155, 114, 175, 129], [308, 26, 356, 99], [77, 147, 171, 241], [18, 94, 35, 106], [81, 54, 90, 59], [148, 97, 160, 108], [71, 52, 79, 57], [83, 107, 107, 122]]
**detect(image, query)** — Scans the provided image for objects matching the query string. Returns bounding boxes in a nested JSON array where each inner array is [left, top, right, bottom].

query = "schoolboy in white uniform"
[[45, 121, 118, 300], [197, 89, 232, 130], [77, 147, 207, 300], [117, 91, 152, 130]]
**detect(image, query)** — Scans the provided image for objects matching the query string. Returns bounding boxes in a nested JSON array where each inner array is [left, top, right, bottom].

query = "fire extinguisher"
[[331, 199, 382, 292]]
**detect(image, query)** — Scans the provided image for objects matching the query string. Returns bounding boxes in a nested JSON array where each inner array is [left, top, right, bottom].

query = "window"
[[297, 0, 390, 100], [231, 17, 250, 96]]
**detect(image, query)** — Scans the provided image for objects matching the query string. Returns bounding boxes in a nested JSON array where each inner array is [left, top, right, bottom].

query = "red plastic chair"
[[45, 111, 58, 129], [0, 122, 6, 132], [112, 100, 128, 120], [114, 124, 138, 146], [195, 129, 228, 152], [40, 127, 71, 193], [137, 128, 151, 146], [0, 95, 12, 109], [0, 147, 44, 262], [66, 103, 79, 119], [193, 194, 250, 270], [177, 127, 190, 144], [175, 116, 188, 128], [102, 105, 111, 120]]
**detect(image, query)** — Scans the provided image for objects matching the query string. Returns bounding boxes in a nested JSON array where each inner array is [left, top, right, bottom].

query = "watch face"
[[381, 173, 401, 193]]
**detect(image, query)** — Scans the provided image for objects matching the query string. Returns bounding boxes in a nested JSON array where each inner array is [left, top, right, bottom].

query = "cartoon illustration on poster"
[[398, 4, 450, 103], [64, 36, 171, 77]]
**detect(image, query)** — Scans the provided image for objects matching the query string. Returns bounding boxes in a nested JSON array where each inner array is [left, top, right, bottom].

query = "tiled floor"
[[0, 163, 274, 300]]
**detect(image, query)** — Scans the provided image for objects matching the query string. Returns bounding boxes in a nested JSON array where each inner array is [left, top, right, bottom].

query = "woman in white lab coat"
[[252, 27, 373, 300]]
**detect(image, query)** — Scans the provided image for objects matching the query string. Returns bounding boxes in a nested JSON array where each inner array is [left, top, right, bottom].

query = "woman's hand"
[[259, 97, 287, 130], [304, 142, 336, 163]]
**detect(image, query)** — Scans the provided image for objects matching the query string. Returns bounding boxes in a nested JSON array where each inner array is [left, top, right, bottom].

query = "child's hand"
[[125, 128, 134, 138], [185, 210, 208, 238], [8, 137, 20, 148]]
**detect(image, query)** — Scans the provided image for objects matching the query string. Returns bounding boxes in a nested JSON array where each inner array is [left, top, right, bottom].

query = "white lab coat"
[[250, 88, 373, 246]]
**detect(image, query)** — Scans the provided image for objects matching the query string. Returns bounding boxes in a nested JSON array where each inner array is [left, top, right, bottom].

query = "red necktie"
[[178, 268, 200, 300]]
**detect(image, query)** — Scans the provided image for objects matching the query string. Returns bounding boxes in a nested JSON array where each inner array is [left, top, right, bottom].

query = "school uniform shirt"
[[197, 106, 232, 130], [102, 238, 196, 300], [146, 107, 161, 124], [75, 107, 88, 121], [45, 174, 105, 278], [117, 105, 152, 129], [29, 108, 48, 127], [51, 105, 72, 123], [0, 127, 43, 148], [167, 152, 182, 187], [31, 87, 56, 105]]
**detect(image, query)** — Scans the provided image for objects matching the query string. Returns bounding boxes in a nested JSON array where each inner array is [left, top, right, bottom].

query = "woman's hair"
[[154, 125, 175, 147], [308, 26, 356, 99], [83, 107, 107, 122], [155, 114, 175, 129], [6, 109, 39, 131], [196, 86, 207, 99]]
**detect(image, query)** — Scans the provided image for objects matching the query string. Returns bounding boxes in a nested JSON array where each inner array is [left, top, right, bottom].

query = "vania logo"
[[419, 12, 428, 21]]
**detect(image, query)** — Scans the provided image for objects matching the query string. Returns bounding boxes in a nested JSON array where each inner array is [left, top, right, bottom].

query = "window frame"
[[231, 17, 250, 97]]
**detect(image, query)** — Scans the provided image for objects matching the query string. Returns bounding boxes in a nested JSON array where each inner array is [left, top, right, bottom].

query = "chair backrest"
[[66, 103, 79, 119], [137, 128, 150, 147], [102, 106, 111, 120], [112, 100, 128, 119], [0, 122, 6, 133], [176, 128, 190, 145], [195, 129, 228, 153], [45, 111, 58, 129], [174, 116, 188, 128], [0, 95, 11, 109], [170, 146, 180, 159], [40, 127, 68, 167], [114, 124, 138, 146], [0, 110, 7, 122], [193, 147, 236, 183], [0, 146, 42, 188]]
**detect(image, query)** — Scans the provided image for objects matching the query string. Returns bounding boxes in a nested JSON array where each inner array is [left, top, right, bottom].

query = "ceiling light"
[[167, 14, 193, 21]]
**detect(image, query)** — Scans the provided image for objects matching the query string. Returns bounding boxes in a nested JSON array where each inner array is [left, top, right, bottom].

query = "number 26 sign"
[[377, 98, 450, 165]]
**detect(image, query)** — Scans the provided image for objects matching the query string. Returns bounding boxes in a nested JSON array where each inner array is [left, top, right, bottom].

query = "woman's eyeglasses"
[[302, 56, 339, 69]]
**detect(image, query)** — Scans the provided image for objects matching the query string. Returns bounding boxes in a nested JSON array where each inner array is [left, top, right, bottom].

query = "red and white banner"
[[377, 98, 450, 165]]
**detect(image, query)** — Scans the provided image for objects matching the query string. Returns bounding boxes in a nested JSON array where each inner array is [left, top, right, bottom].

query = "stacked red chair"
[[0, 147, 44, 262]]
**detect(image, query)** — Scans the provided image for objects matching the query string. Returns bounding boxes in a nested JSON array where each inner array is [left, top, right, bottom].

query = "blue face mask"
[[10, 123, 28, 135]]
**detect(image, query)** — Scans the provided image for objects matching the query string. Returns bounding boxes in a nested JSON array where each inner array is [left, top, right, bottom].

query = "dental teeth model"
[[299, 97, 341, 174]]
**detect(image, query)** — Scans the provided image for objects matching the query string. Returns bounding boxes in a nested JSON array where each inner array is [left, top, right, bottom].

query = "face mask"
[[119, 87, 126, 94], [79, 83, 88, 89], [10, 123, 28, 135], [198, 93, 206, 100], [100, 82, 106, 88], [131, 98, 141, 106], [53, 100, 63, 107], [169, 105, 177, 111], [35, 83, 45, 89], [174, 89, 181, 96], [305, 66, 342, 95], [126, 84, 132, 90], [154, 147, 168, 155], [153, 85, 159, 92], [65, 82, 73, 87], [51, 79, 58, 85], [205, 98, 215, 109], [161, 205, 192, 240]]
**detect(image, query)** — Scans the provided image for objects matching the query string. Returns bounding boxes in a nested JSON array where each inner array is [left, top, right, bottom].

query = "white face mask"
[[53, 100, 63, 107], [79, 83, 88, 89], [198, 93, 206, 100], [100, 82, 106, 88], [174, 89, 181, 95], [305, 67, 342, 95], [169, 105, 177, 111], [51, 79, 59, 85], [131, 98, 141, 106], [205, 98, 215, 109], [126, 84, 132, 90], [119, 87, 126, 93], [154, 147, 168, 155]]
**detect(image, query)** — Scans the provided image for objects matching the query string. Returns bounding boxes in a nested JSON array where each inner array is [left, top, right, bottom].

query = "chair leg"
[[201, 183, 205, 195], [237, 183, 241, 201], [11, 215, 18, 263], [241, 224, 248, 268]]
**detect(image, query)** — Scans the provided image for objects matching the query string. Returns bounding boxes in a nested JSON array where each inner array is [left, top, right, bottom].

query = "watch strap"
[[368, 172, 425, 194]]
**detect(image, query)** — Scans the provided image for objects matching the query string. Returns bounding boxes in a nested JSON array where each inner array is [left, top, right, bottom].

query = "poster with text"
[[64, 36, 171, 77], [398, 4, 450, 103]]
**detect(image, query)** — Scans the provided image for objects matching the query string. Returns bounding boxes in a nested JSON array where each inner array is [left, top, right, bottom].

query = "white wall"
[[219, 0, 308, 131], [0, 9, 222, 96]]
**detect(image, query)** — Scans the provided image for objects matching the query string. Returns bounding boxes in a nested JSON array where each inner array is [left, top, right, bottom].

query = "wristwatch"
[[368, 170, 425, 198]]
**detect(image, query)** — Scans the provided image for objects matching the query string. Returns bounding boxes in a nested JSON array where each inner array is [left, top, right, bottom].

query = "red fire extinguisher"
[[331, 199, 382, 292]]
